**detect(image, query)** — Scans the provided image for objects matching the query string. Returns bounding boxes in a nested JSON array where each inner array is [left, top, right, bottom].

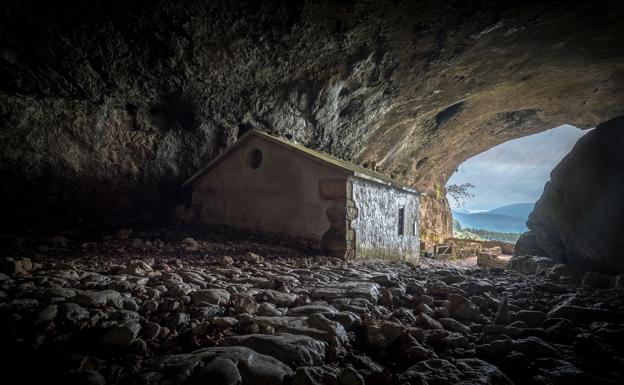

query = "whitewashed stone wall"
[[350, 177, 420, 261]]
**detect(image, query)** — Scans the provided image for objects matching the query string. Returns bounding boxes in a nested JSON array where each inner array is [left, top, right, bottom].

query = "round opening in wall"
[[247, 148, 263, 169]]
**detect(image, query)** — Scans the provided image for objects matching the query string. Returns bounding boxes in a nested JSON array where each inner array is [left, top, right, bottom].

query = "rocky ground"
[[1, 230, 624, 385]]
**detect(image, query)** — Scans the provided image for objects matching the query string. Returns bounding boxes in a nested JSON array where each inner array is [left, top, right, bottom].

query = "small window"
[[247, 148, 263, 169], [398, 207, 405, 236]]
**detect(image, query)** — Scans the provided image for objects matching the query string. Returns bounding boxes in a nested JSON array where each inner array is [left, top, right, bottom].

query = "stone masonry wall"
[[350, 177, 420, 261]]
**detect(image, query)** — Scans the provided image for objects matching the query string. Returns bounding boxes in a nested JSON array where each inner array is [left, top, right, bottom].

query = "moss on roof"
[[184, 129, 418, 193]]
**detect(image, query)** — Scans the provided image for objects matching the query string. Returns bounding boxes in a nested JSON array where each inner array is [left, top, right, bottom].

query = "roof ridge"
[[183, 129, 418, 193]]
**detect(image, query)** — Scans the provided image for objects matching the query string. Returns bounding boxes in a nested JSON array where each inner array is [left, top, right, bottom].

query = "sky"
[[446, 124, 589, 212]]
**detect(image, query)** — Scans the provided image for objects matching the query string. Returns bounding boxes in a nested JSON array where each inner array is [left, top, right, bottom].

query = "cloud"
[[447, 124, 589, 211]]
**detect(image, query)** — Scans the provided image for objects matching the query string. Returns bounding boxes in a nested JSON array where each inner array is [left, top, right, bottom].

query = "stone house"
[[183, 130, 421, 260]]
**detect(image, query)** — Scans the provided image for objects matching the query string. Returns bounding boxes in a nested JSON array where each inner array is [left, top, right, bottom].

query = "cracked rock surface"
[[517, 116, 624, 274], [1, 231, 623, 384], [1, 1, 624, 240]]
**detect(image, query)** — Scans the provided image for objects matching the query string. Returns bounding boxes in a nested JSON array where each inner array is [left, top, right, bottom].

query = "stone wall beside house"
[[350, 177, 420, 261]]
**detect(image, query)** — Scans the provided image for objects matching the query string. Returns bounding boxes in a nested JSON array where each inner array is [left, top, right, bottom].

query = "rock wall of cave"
[[517, 116, 624, 273], [1, 0, 624, 237]]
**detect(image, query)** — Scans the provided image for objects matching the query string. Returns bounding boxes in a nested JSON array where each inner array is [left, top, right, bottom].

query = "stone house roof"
[[183, 129, 419, 193]]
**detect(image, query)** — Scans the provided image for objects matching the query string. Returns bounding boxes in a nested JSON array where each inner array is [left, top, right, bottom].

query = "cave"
[[446, 124, 588, 243], [1, 1, 624, 384]]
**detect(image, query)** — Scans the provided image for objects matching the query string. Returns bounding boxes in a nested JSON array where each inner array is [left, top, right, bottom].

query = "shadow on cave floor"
[[0, 225, 326, 260], [1, 225, 512, 270], [1, 226, 623, 385]]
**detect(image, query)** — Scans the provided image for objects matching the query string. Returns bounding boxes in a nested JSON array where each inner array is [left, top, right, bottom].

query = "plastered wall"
[[192, 136, 349, 241]]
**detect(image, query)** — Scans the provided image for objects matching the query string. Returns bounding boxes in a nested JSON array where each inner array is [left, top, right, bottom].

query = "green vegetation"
[[447, 183, 475, 207], [434, 182, 442, 200], [453, 220, 521, 243]]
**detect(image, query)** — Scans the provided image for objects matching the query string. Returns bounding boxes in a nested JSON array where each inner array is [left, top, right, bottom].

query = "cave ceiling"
[[1, 0, 623, 229]]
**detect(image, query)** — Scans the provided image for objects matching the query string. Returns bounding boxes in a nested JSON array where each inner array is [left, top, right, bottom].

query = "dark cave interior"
[[1, 1, 623, 384]]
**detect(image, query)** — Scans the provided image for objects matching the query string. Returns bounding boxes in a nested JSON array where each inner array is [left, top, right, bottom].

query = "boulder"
[[547, 304, 622, 324], [493, 298, 511, 326], [146, 346, 292, 385], [185, 357, 241, 385], [338, 366, 365, 385], [71, 290, 123, 308], [505, 255, 556, 274], [217, 255, 235, 266], [243, 252, 264, 263], [366, 320, 407, 348], [477, 337, 559, 358], [518, 116, 624, 273], [287, 304, 338, 317], [257, 289, 298, 307], [191, 289, 230, 306], [181, 237, 200, 251], [194, 346, 293, 384], [221, 333, 326, 366], [291, 366, 340, 385], [477, 253, 506, 269], [448, 294, 480, 321], [254, 315, 348, 346], [100, 322, 141, 350], [35, 304, 58, 325], [400, 358, 513, 385], [121, 260, 153, 276], [514, 231, 546, 257], [513, 310, 546, 328], [231, 293, 258, 314], [415, 313, 444, 330], [1, 257, 32, 275], [439, 318, 471, 335]]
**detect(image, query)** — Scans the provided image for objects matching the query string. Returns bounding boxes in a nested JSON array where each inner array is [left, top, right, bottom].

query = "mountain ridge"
[[452, 203, 534, 233], [487, 203, 534, 220]]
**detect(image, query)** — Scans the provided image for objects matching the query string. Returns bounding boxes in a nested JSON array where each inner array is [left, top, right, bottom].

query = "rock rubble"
[[1, 235, 623, 384]]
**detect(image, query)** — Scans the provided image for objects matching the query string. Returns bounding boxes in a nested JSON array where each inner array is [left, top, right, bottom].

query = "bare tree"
[[447, 183, 475, 207]]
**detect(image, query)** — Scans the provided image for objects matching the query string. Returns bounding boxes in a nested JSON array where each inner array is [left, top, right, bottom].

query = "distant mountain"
[[487, 203, 534, 221], [452, 203, 534, 233]]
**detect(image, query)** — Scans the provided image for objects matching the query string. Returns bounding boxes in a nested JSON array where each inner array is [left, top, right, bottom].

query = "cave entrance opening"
[[445, 124, 589, 248]]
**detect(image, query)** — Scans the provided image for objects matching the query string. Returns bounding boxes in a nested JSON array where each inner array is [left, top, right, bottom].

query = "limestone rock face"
[[518, 116, 624, 273], [513, 231, 546, 257], [1, 1, 624, 238]]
